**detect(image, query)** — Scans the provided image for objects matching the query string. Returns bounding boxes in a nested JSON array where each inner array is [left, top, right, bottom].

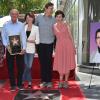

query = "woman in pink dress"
[[53, 10, 76, 88]]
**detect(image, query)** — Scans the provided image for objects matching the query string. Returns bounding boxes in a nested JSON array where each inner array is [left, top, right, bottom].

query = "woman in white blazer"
[[23, 13, 39, 88]]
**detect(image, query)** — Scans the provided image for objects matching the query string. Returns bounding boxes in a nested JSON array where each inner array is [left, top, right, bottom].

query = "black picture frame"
[[9, 35, 21, 55]]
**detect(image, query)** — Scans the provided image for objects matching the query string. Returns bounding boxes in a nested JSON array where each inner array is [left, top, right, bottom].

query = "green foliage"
[[0, 0, 48, 16]]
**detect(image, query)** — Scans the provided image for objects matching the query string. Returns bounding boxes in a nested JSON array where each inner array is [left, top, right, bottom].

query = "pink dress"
[[53, 23, 76, 75]]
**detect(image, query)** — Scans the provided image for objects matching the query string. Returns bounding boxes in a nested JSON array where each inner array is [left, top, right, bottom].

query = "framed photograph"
[[9, 35, 21, 55], [90, 22, 100, 63]]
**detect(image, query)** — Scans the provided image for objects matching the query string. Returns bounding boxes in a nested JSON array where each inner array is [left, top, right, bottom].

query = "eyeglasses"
[[96, 37, 100, 39]]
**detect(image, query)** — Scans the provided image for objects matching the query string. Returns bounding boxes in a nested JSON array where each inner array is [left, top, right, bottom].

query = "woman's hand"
[[74, 47, 76, 54], [27, 40, 35, 43], [19, 49, 26, 55]]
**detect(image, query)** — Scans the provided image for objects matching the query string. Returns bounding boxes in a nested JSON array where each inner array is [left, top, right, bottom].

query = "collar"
[[9, 19, 18, 24], [43, 13, 52, 18]]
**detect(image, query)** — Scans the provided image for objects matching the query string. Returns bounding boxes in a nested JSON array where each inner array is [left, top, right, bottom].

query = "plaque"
[[9, 35, 21, 55]]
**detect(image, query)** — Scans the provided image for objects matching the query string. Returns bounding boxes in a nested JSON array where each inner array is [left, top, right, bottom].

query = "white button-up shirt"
[[1, 20, 26, 49]]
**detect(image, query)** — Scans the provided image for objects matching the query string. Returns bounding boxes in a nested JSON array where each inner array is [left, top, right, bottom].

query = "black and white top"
[[25, 24, 39, 54]]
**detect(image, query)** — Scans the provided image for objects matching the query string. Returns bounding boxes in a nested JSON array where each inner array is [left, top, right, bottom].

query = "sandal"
[[58, 82, 63, 88], [62, 81, 68, 88]]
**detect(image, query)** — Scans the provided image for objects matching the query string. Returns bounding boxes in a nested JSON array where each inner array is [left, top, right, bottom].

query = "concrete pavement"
[[77, 66, 100, 100]]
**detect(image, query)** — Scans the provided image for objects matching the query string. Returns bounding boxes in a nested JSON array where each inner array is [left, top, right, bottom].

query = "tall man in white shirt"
[[1, 9, 26, 91]]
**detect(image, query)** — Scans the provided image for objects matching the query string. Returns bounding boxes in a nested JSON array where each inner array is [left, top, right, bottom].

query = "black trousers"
[[37, 43, 53, 82], [6, 50, 24, 87]]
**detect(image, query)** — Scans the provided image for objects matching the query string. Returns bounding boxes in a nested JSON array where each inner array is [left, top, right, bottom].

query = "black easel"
[[88, 63, 98, 89], [88, 65, 95, 88]]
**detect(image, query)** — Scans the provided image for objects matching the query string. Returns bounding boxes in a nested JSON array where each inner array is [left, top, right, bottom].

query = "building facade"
[[58, 0, 100, 66]]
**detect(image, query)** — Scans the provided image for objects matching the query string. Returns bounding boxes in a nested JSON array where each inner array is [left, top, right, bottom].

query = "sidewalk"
[[77, 66, 100, 100]]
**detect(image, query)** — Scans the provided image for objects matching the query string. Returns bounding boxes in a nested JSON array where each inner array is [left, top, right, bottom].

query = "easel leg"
[[88, 65, 95, 89]]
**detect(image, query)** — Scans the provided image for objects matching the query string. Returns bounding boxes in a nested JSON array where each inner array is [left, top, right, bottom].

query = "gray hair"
[[10, 9, 19, 15]]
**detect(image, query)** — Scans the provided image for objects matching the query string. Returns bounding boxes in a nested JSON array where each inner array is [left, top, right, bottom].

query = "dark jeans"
[[6, 50, 24, 87], [37, 43, 53, 82]]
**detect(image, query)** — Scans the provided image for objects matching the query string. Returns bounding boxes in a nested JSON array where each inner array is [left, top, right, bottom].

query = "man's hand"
[[6, 45, 11, 54]]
